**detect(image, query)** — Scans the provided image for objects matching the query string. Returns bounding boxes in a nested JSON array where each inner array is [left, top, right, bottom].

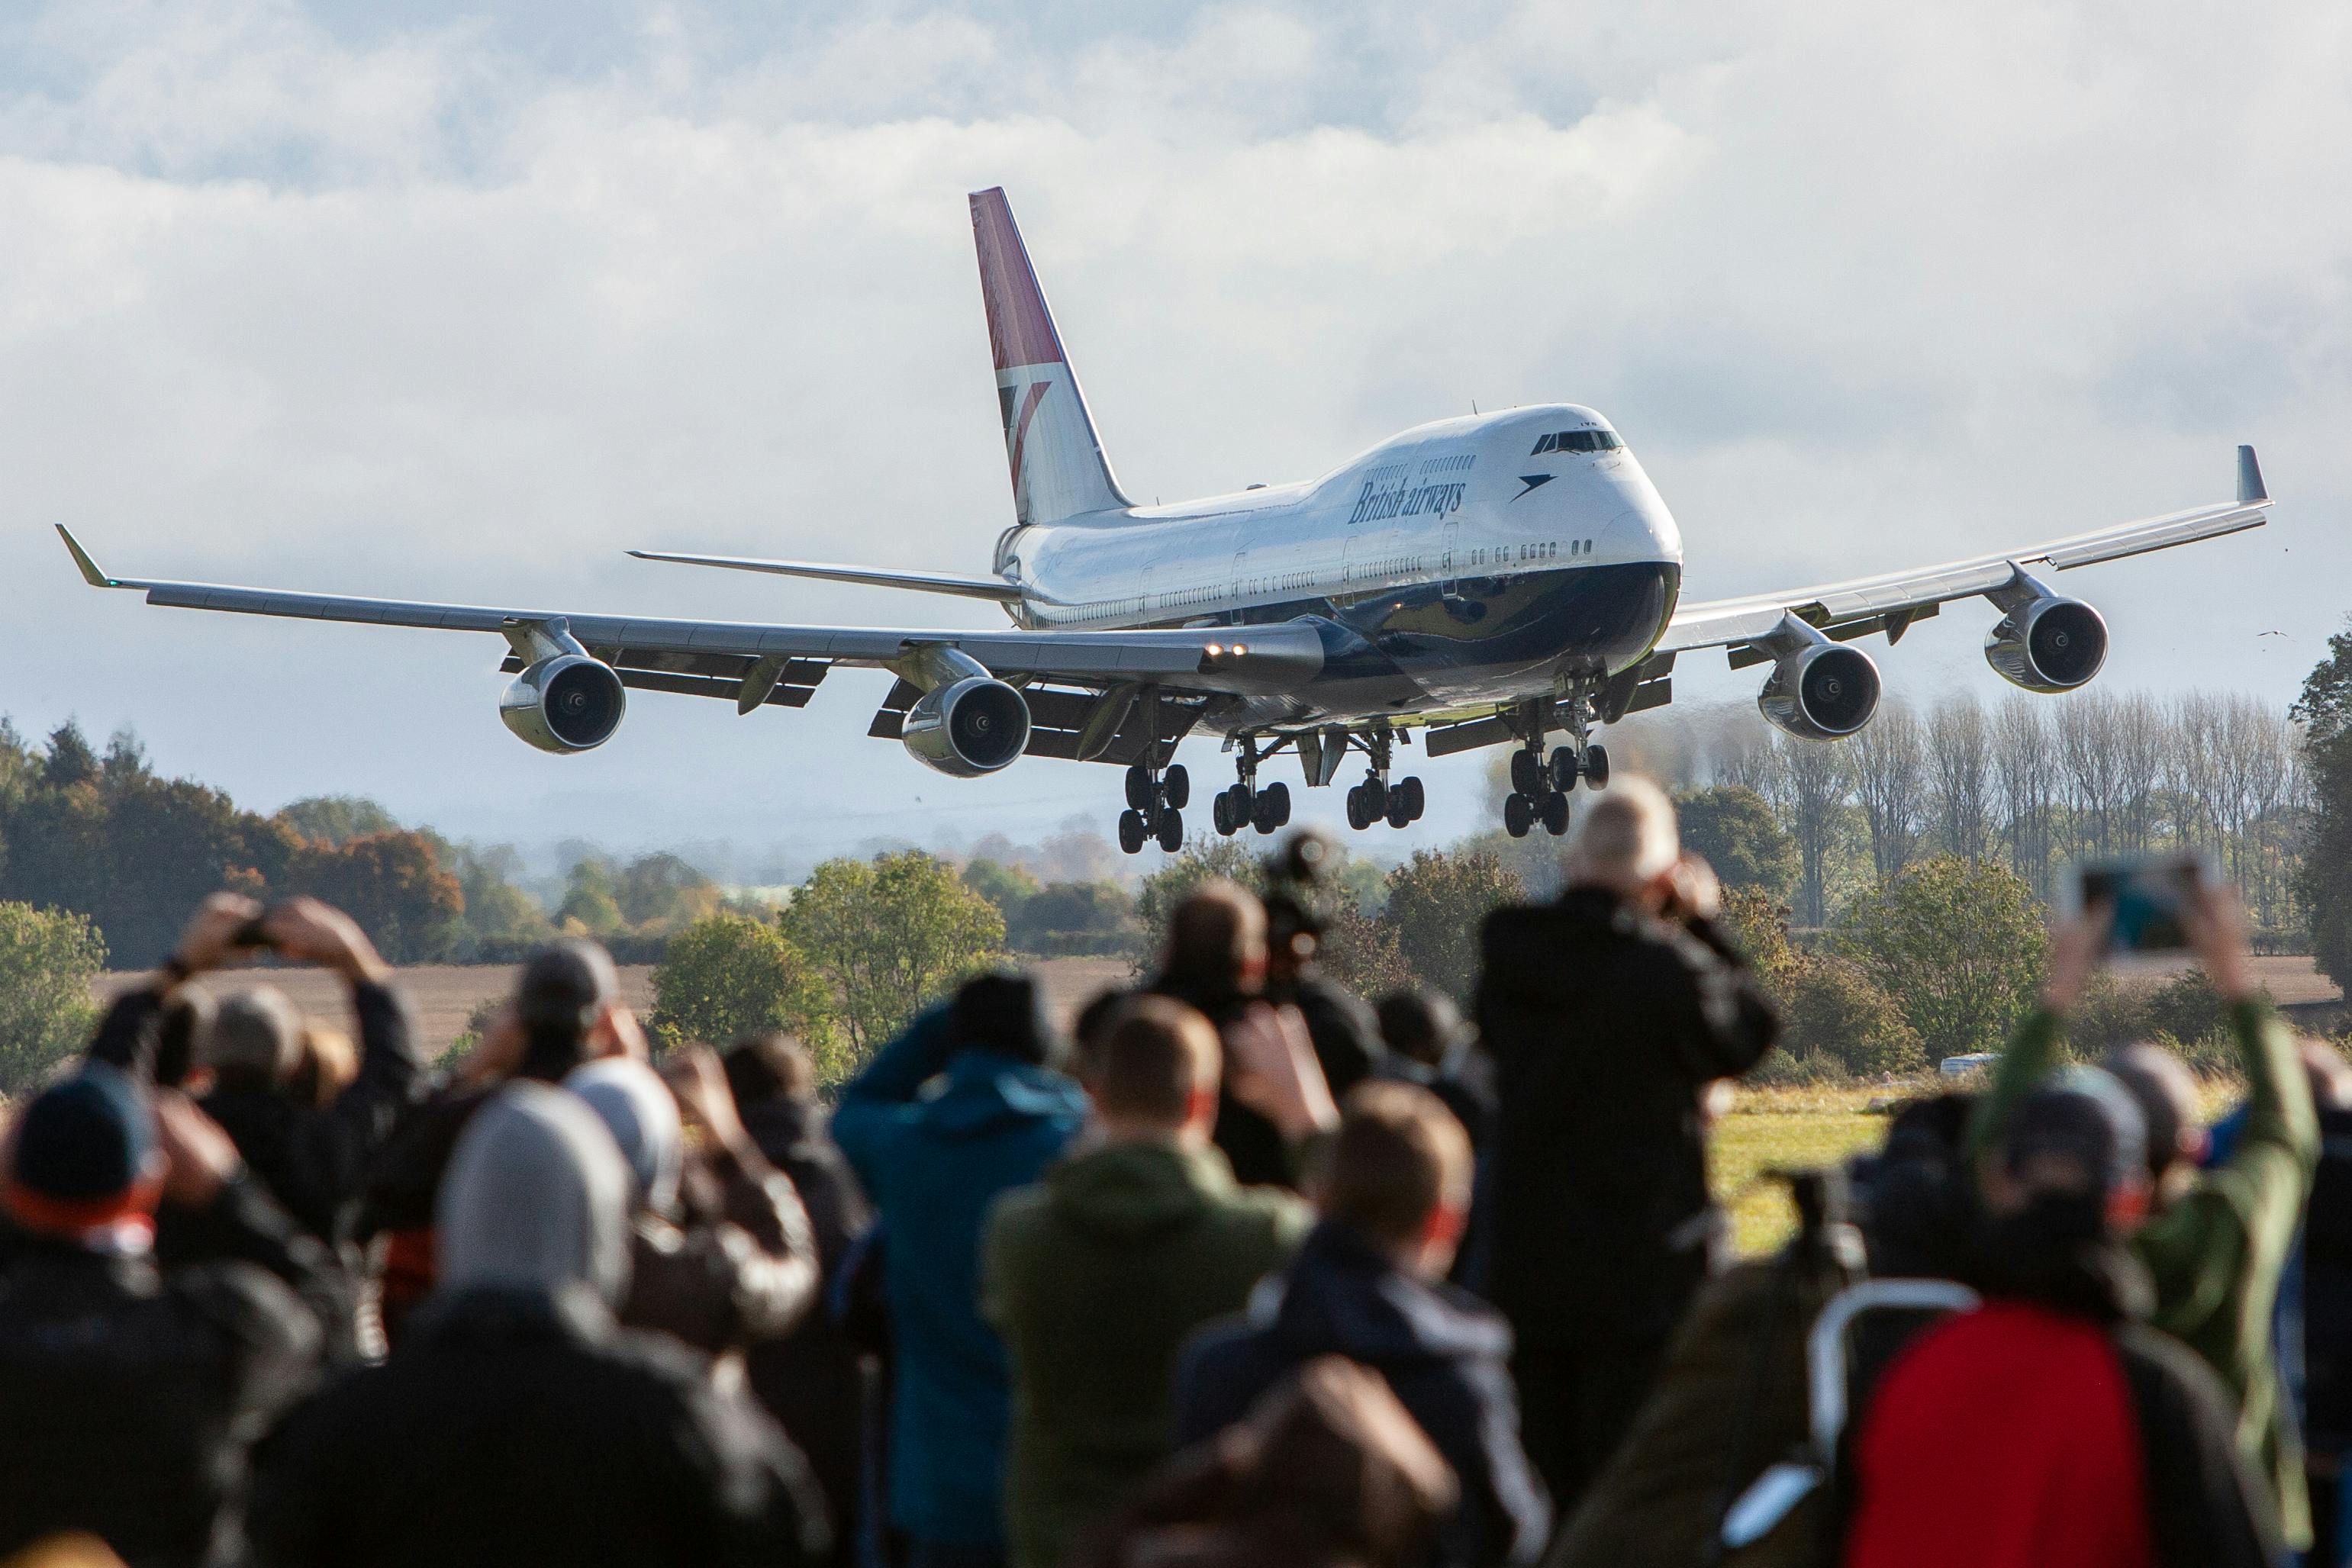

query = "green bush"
[[1835, 855, 2048, 1063], [782, 852, 1006, 1056], [649, 912, 841, 1074], [0, 902, 108, 1093], [1785, 956, 1925, 1077]]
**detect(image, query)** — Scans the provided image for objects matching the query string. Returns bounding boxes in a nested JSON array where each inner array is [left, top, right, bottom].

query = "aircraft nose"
[[1610, 467, 1680, 565]]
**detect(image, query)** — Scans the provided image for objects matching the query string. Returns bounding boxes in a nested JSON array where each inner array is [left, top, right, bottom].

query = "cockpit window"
[[1530, 429, 1623, 456]]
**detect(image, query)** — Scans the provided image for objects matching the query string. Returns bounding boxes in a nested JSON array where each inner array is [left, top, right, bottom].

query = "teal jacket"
[[1973, 998, 2318, 1547], [832, 1005, 1088, 1549]]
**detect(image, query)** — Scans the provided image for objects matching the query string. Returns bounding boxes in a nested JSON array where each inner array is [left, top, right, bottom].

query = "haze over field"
[[3, 1, 2347, 864]]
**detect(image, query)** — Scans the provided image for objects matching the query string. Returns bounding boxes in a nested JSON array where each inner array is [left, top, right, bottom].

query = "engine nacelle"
[[1984, 595, 2108, 693], [901, 676, 1031, 778], [499, 654, 627, 754], [1758, 642, 1881, 740]]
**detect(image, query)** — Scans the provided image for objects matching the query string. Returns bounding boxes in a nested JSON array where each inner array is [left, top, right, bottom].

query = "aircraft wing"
[[625, 549, 1025, 604], [55, 527, 1319, 761], [1654, 445, 2271, 658]]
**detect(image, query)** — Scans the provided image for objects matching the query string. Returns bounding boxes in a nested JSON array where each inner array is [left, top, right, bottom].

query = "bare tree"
[[1848, 703, 1925, 881], [1778, 735, 1851, 926], [2056, 692, 2129, 859], [1925, 695, 1993, 860], [2114, 694, 2167, 853], [1993, 697, 2057, 895]]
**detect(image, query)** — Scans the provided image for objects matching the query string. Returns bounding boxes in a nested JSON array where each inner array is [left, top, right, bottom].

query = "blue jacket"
[[832, 1005, 1087, 1547], [1173, 1220, 1551, 1568]]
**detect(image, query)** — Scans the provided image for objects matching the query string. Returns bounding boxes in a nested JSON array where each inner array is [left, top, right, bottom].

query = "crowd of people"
[[0, 772, 2344, 1567]]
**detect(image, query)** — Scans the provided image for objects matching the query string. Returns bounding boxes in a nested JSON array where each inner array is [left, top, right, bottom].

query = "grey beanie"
[[205, 987, 302, 1081]]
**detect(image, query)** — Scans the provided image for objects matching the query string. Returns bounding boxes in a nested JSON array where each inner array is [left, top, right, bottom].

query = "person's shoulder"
[[984, 1180, 1058, 1248], [1209, 1184, 1315, 1248]]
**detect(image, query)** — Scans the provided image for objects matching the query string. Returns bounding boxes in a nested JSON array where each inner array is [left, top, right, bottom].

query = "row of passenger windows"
[[1530, 429, 1623, 455]]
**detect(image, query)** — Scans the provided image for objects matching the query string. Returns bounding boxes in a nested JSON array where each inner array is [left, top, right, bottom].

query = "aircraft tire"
[[1387, 796, 1413, 829], [1118, 809, 1148, 855], [1155, 807, 1184, 853], [1211, 793, 1235, 836], [1542, 790, 1572, 836], [1345, 785, 1369, 830], [1398, 776, 1426, 820], [1503, 793, 1534, 839], [1584, 744, 1611, 787], [1510, 749, 1545, 799], [1550, 745, 1580, 793], [1256, 783, 1290, 832], [1124, 765, 1154, 812], [1164, 765, 1190, 810]]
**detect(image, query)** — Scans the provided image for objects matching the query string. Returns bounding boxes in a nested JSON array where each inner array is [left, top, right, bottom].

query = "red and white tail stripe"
[[970, 188, 1128, 526]]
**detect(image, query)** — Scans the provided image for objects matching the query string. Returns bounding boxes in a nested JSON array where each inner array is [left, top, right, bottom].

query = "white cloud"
[[1, 0, 2347, 860]]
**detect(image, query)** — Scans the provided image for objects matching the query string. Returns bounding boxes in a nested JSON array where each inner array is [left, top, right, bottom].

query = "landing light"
[[1205, 642, 1223, 656]]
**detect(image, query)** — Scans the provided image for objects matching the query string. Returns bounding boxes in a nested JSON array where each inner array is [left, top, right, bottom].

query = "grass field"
[[1712, 1085, 1899, 1255]]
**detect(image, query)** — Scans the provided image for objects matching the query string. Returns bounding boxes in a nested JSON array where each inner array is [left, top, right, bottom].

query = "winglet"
[[56, 525, 121, 588], [2237, 445, 2267, 505]]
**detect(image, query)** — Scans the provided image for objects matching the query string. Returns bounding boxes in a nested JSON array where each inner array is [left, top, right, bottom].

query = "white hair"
[[1566, 774, 1680, 887]]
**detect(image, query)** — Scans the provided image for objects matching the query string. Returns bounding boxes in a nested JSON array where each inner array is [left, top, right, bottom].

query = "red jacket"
[[1844, 1298, 2273, 1568]]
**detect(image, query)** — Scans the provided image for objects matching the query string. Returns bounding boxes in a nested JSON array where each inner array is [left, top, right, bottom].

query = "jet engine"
[[1984, 594, 2108, 693], [500, 655, 627, 753], [902, 675, 1032, 777], [1758, 642, 1881, 740]]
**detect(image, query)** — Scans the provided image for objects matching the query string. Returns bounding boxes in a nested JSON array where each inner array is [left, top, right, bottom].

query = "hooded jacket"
[[984, 1138, 1311, 1568], [831, 1004, 1089, 1549], [249, 1085, 827, 1568], [1174, 1221, 1551, 1568]]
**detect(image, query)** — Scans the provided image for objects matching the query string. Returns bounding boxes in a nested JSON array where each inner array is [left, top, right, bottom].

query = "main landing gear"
[[1118, 759, 1189, 855], [1211, 735, 1293, 838], [1502, 699, 1611, 840], [1342, 728, 1425, 832]]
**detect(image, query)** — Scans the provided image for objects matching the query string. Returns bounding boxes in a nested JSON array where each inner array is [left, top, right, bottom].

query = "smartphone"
[[2070, 853, 2209, 954]]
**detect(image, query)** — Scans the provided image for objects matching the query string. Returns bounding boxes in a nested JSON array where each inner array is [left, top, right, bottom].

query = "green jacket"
[[981, 1138, 1311, 1568], [1973, 998, 2318, 1547]]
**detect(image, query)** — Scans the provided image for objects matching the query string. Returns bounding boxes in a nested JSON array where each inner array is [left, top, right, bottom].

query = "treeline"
[[0, 720, 730, 966], [1603, 688, 2309, 943]]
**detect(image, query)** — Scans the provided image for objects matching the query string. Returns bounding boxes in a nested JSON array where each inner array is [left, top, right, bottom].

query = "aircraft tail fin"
[[971, 188, 1129, 526]]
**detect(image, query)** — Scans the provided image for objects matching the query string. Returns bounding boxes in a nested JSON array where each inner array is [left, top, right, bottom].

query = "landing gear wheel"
[[1511, 749, 1546, 800], [1549, 746, 1580, 793], [1503, 793, 1534, 839], [1124, 765, 1154, 812], [1345, 784, 1371, 831], [1397, 775, 1426, 821], [1211, 792, 1236, 836], [1163, 765, 1190, 810], [1386, 794, 1413, 829], [1254, 783, 1290, 834], [1584, 743, 1611, 787], [1154, 807, 1184, 853], [1118, 809, 1148, 855], [1542, 790, 1571, 836]]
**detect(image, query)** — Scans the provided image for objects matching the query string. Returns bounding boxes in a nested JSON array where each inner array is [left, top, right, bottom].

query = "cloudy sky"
[[2, 1, 2347, 871]]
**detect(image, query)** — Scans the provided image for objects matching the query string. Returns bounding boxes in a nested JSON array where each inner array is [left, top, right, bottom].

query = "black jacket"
[[740, 1094, 874, 1564], [1474, 890, 1777, 1345], [200, 979, 425, 1243], [1173, 1222, 1550, 1568], [0, 1238, 320, 1567], [248, 1286, 830, 1568], [1266, 970, 1383, 1100]]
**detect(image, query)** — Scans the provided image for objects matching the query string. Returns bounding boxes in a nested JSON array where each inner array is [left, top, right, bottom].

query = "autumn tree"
[[783, 851, 1007, 1054], [282, 830, 465, 962], [1127, 839, 1264, 974]]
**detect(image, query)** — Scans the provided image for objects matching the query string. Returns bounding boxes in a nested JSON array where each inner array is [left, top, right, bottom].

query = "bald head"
[[1566, 775, 1681, 895]]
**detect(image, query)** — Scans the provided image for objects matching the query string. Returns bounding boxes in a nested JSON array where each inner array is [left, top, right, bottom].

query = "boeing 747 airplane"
[[59, 188, 2272, 853]]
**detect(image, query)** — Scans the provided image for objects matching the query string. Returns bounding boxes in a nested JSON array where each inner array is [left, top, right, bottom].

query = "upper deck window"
[[1530, 429, 1623, 456]]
